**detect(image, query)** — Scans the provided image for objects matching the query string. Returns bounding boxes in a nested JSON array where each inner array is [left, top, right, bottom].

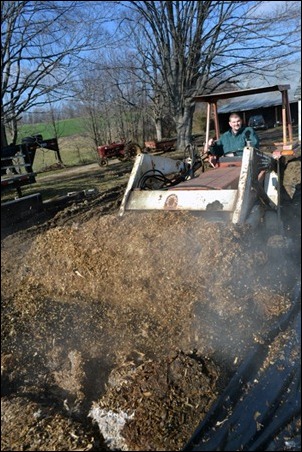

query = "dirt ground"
[[1, 150, 301, 451]]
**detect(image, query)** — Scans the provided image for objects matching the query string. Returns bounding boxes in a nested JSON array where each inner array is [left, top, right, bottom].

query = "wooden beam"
[[193, 85, 291, 103]]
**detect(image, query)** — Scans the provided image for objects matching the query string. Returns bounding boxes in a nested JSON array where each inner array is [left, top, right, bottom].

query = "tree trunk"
[[1, 123, 8, 147], [155, 117, 163, 141], [175, 103, 195, 150], [55, 150, 64, 165]]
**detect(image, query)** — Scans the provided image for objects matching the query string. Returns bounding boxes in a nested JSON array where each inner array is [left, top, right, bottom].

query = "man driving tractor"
[[207, 113, 260, 167]]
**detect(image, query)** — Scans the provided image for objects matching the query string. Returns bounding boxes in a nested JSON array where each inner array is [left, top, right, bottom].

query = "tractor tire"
[[97, 156, 108, 167], [124, 142, 142, 160]]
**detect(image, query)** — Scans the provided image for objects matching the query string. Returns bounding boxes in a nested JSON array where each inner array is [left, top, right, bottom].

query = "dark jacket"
[[209, 126, 259, 157]]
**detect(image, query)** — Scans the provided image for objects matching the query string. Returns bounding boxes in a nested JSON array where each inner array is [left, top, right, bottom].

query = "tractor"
[[119, 84, 299, 232], [96, 140, 142, 166]]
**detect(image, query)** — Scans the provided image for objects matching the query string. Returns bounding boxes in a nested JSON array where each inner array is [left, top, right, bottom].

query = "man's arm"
[[208, 137, 224, 157], [245, 127, 260, 148]]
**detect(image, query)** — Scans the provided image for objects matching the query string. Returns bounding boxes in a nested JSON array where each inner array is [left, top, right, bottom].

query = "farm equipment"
[[144, 137, 177, 154], [96, 140, 142, 166], [1, 134, 60, 197], [119, 84, 299, 229]]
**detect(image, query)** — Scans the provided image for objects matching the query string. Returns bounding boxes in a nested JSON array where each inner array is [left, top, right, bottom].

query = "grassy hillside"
[[18, 117, 88, 141]]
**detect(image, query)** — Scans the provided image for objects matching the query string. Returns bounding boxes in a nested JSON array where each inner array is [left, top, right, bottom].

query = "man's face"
[[229, 116, 242, 133]]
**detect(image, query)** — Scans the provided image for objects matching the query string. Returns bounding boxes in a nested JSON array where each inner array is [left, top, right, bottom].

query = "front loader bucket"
[[119, 146, 279, 226]]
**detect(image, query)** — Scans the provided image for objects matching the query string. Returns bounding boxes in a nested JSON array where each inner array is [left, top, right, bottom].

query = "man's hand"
[[208, 154, 219, 168]]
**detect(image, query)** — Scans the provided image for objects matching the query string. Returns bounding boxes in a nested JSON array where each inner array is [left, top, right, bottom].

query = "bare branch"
[[1, 0, 112, 142]]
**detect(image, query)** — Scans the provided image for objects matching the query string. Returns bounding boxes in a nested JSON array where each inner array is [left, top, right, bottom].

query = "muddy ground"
[[1, 151, 301, 451]]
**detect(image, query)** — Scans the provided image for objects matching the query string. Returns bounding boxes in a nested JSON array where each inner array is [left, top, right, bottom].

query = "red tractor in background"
[[96, 140, 142, 166]]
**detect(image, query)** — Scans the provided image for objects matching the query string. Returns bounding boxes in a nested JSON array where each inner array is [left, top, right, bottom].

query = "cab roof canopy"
[[193, 84, 290, 102], [193, 85, 292, 143]]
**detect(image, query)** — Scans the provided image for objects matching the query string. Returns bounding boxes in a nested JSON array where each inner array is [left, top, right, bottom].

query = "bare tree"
[[73, 50, 149, 147], [114, 1, 301, 149], [1, 0, 112, 146], [45, 95, 64, 165], [75, 71, 111, 149]]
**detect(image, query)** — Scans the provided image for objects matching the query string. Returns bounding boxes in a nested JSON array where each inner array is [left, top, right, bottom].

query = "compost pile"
[[1, 160, 301, 451]]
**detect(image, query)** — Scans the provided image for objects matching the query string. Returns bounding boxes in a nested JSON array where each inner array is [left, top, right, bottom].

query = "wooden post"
[[284, 90, 293, 143], [204, 102, 211, 152], [282, 91, 287, 145], [212, 102, 220, 139]]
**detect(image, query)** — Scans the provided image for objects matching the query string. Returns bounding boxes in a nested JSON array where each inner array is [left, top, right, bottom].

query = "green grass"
[[17, 117, 88, 141]]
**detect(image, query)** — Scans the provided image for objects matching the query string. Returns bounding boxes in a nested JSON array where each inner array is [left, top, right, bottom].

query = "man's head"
[[229, 113, 243, 134]]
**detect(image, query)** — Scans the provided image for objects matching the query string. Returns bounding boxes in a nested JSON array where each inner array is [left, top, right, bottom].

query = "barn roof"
[[218, 90, 291, 113]]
